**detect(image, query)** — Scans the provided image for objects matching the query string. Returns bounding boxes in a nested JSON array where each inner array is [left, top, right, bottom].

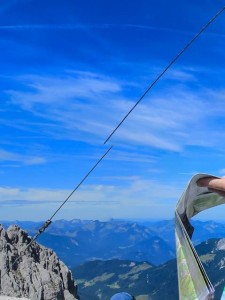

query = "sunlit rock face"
[[0, 225, 80, 300], [0, 297, 30, 299]]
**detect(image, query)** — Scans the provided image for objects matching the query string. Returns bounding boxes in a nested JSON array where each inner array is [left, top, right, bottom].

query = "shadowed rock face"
[[0, 225, 80, 300]]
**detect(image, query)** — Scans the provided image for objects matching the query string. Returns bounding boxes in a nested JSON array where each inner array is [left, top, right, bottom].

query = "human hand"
[[197, 177, 225, 197]]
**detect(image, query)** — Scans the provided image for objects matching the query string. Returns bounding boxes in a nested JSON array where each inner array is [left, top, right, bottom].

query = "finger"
[[197, 177, 225, 191]]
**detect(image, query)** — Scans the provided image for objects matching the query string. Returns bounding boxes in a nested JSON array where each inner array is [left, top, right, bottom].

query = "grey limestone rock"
[[0, 225, 79, 300], [217, 238, 225, 250]]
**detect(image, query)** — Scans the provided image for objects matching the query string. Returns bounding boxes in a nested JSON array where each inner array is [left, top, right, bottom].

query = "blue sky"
[[1, 0, 225, 221]]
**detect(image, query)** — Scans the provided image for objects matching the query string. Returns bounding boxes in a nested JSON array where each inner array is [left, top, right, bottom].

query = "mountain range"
[[1, 219, 225, 299], [1, 218, 225, 268], [0, 219, 175, 268], [74, 238, 225, 300]]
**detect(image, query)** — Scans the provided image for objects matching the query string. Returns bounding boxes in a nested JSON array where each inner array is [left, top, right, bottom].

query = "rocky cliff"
[[0, 225, 79, 300], [0, 297, 29, 299]]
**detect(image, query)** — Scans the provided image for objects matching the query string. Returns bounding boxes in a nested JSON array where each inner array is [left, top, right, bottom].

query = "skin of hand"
[[197, 177, 225, 196]]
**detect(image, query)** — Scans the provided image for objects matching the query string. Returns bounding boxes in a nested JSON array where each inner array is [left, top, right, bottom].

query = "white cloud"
[[107, 149, 155, 163], [0, 149, 46, 165], [24, 157, 46, 165], [0, 22, 223, 39], [164, 69, 197, 82], [8, 72, 121, 107], [0, 179, 182, 220], [1, 180, 178, 203], [5, 70, 225, 152]]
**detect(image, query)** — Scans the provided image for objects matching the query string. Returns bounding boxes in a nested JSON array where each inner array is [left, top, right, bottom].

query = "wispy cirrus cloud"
[[0, 23, 224, 38], [163, 68, 197, 82], [0, 23, 194, 33], [0, 149, 46, 165], [4, 70, 225, 152]]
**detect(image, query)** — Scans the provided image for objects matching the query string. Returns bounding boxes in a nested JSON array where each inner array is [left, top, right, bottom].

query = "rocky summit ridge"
[[0, 224, 79, 300], [0, 297, 29, 299]]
